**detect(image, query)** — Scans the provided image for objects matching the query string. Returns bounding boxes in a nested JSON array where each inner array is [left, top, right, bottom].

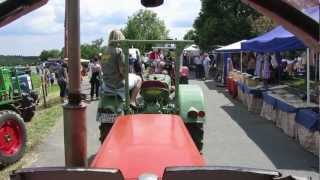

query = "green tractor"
[[0, 67, 38, 167], [97, 40, 206, 151]]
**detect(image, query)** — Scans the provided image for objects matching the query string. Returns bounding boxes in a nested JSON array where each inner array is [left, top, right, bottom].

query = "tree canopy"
[[39, 38, 106, 61], [192, 0, 275, 51], [39, 49, 61, 61], [80, 38, 105, 60], [183, 29, 198, 41], [122, 9, 169, 53]]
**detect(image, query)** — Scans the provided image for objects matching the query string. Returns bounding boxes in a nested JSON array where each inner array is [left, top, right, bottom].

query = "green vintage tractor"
[[97, 40, 206, 151], [0, 67, 38, 167]]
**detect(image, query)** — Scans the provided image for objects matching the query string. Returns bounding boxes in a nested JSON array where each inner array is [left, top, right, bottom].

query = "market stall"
[[242, 6, 319, 103], [215, 40, 247, 99], [241, 6, 319, 155], [295, 109, 319, 155], [183, 44, 200, 68], [217, 40, 271, 112]]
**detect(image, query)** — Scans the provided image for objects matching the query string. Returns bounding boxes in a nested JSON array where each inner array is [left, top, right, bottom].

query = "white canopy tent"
[[216, 40, 247, 52], [64, 58, 90, 63], [183, 44, 200, 56], [215, 40, 247, 73]]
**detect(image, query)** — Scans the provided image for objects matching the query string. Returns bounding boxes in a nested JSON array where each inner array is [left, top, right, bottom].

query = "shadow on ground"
[[204, 80, 227, 92], [222, 104, 319, 172], [204, 78, 320, 172]]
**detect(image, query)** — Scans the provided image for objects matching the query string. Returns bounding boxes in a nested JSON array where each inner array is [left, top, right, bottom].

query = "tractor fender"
[[96, 94, 124, 123], [97, 94, 124, 113], [0, 104, 20, 114], [178, 85, 206, 123]]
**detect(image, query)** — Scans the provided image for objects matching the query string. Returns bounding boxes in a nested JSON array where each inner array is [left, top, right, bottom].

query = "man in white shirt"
[[90, 58, 102, 100], [194, 55, 202, 79], [203, 53, 211, 80]]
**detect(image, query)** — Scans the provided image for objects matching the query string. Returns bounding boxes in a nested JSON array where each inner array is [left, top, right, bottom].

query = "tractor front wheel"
[[186, 123, 203, 153], [99, 123, 113, 143], [0, 111, 27, 167]]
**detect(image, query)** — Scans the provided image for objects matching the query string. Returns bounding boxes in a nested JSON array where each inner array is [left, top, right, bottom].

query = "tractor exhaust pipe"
[[141, 0, 163, 7], [63, 0, 87, 167]]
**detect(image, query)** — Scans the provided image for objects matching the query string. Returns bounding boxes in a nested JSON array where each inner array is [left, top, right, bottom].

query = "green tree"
[[39, 49, 61, 61], [81, 38, 105, 59], [122, 9, 169, 52], [250, 15, 276, 35], [194, 0, 261, 50], [183, 29, 198, 42]]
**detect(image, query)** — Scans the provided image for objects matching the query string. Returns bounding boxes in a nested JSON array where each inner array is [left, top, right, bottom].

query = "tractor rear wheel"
[[99, 123, 113, 143], [0, 110, 27, 167], [186, 123, 203, 152]]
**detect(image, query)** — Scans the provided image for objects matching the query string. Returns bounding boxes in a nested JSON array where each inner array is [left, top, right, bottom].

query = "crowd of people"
[[38, 30, 217, 104], [183, 52, 212, 80], [226, 52, 310, 85], [36, 60, 69, 102], [147, 49, 176, 78]]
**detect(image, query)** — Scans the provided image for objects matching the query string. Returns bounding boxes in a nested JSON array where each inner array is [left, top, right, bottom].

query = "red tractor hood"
[[91, 114, 205, 179]]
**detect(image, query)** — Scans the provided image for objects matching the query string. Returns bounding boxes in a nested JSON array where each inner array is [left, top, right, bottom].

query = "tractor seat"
[[141, 80, 168, 90], [141, 81, 169, 101]]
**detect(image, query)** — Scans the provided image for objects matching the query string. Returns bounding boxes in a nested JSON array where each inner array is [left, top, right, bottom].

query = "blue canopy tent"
[[241, 6, 319, 52], [241, 26, 306, 52], [241, 6, 319, 104]]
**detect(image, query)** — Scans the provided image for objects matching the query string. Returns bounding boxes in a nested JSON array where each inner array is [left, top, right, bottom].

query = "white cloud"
[[0, 0, 201, 55], [26, 3, 63, 34], [0, 34, 63, 55]]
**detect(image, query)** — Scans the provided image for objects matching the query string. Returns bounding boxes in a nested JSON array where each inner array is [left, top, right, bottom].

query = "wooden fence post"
[[41, 76, 47, 107]]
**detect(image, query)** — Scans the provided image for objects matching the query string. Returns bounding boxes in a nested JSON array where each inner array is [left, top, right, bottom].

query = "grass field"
[[31, 73, 41, 90]]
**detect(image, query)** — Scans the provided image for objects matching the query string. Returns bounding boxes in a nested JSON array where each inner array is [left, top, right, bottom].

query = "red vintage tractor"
[[10, 114, 289, 180], [2, 0, 318, 179]]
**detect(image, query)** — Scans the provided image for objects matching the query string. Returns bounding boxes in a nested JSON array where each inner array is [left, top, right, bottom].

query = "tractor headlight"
[[198, 111, 206, 118], [187, 107, 198, 119], [188, 107, 205, 119]]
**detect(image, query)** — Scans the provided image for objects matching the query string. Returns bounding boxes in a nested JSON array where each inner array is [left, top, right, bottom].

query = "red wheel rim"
[[0, 120, 23, 156]]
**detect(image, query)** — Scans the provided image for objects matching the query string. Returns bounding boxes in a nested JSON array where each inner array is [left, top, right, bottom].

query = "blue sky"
[[0, 0, 201, 56]]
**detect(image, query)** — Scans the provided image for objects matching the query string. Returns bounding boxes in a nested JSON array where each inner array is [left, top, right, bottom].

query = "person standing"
[[88, 59, 93, 78], [262, 54, 271, 86], [247, 53, 256, 75], [36, 65, 40, 74], [55, 62, 68, 103], [194, 55, 202, 79], [182, 52, 188, 66], [203, 53, 211, 80], [134, 50, 142, 78], [128, 54, 135, 73], [226, 57, 234, 74], [255, 53, 264, 77], [90, 57, 102, 100], [49, 72, 55, 85], [43, 66, 50, 95]]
